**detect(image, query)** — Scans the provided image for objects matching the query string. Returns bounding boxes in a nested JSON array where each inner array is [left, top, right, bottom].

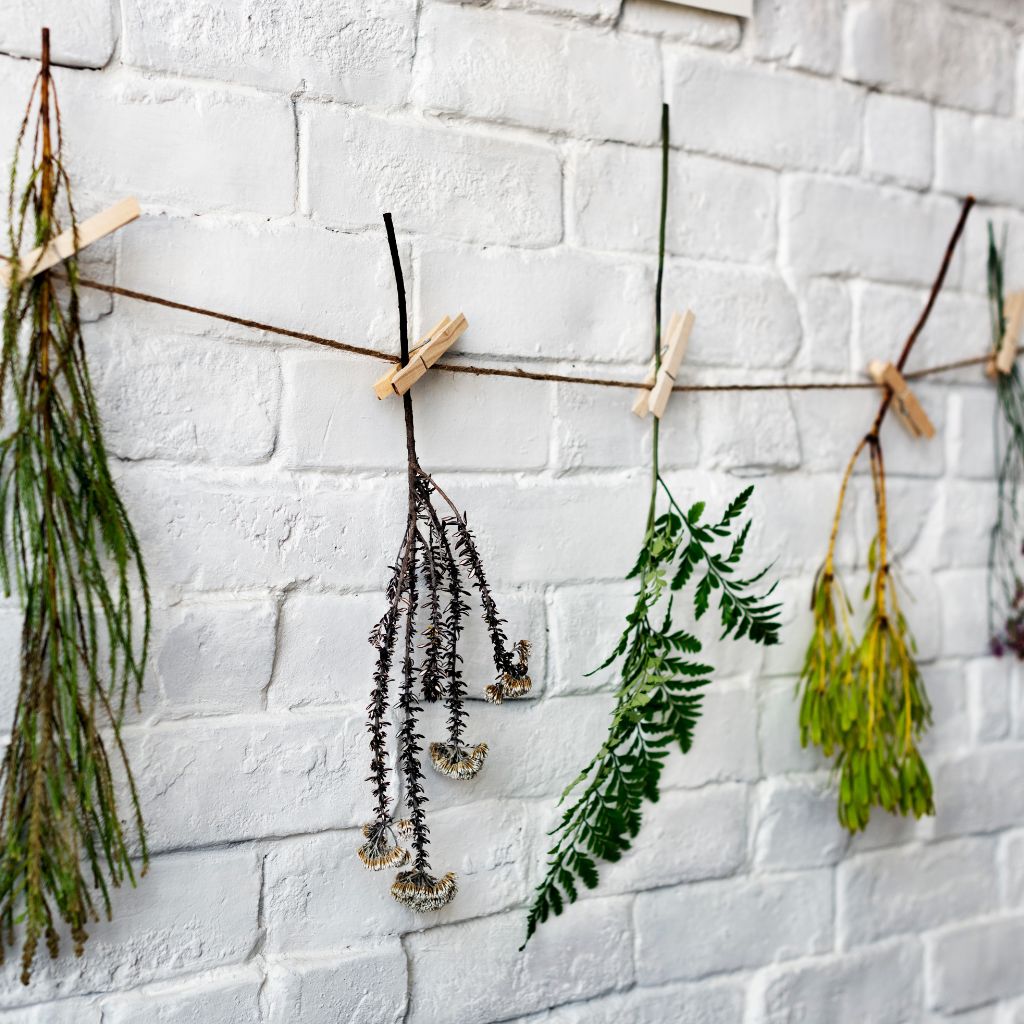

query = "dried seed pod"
[[429, 741, 489, 780], [357, 821, 410, 871], [390, 870, 458, 912]]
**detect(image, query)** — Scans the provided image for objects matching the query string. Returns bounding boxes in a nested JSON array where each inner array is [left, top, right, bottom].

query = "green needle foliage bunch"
[[522, 105, 781, 947], [798, 197, 974, 833], [0, 34, 150, 983], [985, 225, 1024, 659]]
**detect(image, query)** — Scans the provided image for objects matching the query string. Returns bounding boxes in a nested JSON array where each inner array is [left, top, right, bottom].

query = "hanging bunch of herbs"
[[798, 197, 974, 833], [0, 32, 150, 983], [522, 104, 781, 946], [358, 213, 531, 912], [985, 225, 1024, 658]]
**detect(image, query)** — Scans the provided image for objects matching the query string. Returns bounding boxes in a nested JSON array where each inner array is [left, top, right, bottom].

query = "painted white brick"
[[422, 695, 615, 810], [504, 0, 621, 20], [663, 259, 802, 369], [116, 465, 393, 593], [761, 575, 814, 679], [864, 93, 934, 190], [934, 746, 1024, 837], [0, 999, 100, 1024], [528, 978, 745, 1023], [748, 0, 842, 76], [634, 871, 833, 983], [793, 276, 852, 373], [937, 480, 998, 573], [621, 4, 739, 47], [754, 777, 850, 870], [734, 470, 861, 575], [92, 330, 280, 465], [122, 0, 415, 106], [0, 607, 23, 736], [154, 599, 277, 716], [554, 381, 701, 472], [843, 0, 1014, 115], [572, 142, 776, 264], [57, 72, 294, 215], [950, 388, 999, 481], [547, 581, 636, 696], [782, 177, 964, 287], [919, 662, 972, 756], [269, 591, 379, 710], [101, 965, 262, 1024], [278, 351, 552, 471], [129, 713, 366, 851], [117, 215, 401, 345], [302, 106, 562, 246], [0, 3, 113, 68], [414, 6, 660, 145], [0, 850, 259, 1007], [969, 657, 1013, 743], [700, 392, 801, 474], [417, 241, 652, 364], [946, 0, 1024, 23], [598, 784, 748, 893], [404, 901, 633, 1024], [928, 915, 1024, 1012], [435, 476, 647, 585], [668, 54, 862, 173], [937, 110, 1024, 208], [264, 801, 530, 952], [270, 588, 544, 710], [1004, 832, 1024, 906], [851, 283, 985, 390], [754, 939, 923, 1024], [937, 569, 990, 659], [838, 838, 998, 947], [264, 942, 407, 1024], [661, 684, 761, 789]]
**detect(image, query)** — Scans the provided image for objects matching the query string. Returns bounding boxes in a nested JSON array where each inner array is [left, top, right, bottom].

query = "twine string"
[[65, 273, 1001, 396]]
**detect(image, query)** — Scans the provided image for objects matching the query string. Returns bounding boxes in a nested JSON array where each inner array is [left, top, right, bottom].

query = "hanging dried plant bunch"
[[522, 105, 781, 947], [358, 213, 531, 912], [0, 32, 150, 983], [799, 196, 974, 833], [985, 225, 1024, 658]]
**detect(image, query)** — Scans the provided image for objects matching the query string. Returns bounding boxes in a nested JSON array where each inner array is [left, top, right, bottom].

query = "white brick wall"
[[0, 0, 1020, 1020]]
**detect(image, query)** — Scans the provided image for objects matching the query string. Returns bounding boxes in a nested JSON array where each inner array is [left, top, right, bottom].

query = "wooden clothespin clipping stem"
[[991, 290, 1024, 377], [373, 313, 468, 399], [868, 360, 936, 440], [633, 310, 695, 420], [0, 196, 140, 286]]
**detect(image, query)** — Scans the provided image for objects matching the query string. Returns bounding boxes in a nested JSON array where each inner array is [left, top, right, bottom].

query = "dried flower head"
[[429, 741, 489, 780], [485, 672, 532, 704], [391, 869, 458, 911], [357, 821, 410, 872]]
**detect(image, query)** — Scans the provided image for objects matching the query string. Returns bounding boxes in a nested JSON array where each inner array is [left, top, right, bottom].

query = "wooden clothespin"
[[868, 360, 936, 439], [0, 197, 140, 286], [991, 291, 1024, 376], [373, 314, 467, 399], [633, 310, 695, 420]]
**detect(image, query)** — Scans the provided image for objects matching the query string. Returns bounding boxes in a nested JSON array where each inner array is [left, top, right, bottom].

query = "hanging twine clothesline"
[[74, 275, 999, 396]]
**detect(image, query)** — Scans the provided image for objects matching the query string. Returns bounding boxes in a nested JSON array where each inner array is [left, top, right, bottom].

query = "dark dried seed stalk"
[[0, 32, 150, 983], [359, 213, 531, 913]]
